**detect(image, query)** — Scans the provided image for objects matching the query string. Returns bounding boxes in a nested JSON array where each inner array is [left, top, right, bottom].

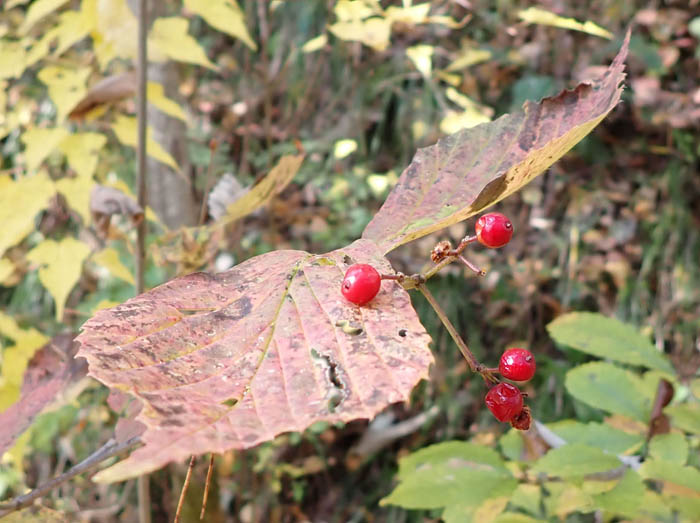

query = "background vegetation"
[[0, 0, 698, 521]]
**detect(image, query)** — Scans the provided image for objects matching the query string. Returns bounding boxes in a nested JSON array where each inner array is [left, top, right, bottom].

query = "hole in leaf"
[[343, 255, 353, 265], [221, 398, 238, 408], [398, 329, 407, 337]]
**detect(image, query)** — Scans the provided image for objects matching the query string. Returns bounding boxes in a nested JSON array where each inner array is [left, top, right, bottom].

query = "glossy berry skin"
[[475, 212, 513, 248], [499, 348, 536, 382], [485, 383, 523, 422], [341, 264, 381, 305]]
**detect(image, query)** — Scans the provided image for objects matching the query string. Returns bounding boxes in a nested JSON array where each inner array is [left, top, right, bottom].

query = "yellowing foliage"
[[92, 247, 134, 285], [0, 172, 56, 257], [149, 17, 218, 70], [26, 237, 91, 321], [38, 65, 90, 122], [0, 312, 49, 411], [111, 115, 179, 171], [183, 0, 257, 51], [21, 127, 69, 171]]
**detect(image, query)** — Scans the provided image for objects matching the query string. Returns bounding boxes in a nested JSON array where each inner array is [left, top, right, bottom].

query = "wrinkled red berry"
[[485, 383, 523, 422], [499, 348, 536, 382], [475, 212, 513, 248], [341, 264, 381, 305]]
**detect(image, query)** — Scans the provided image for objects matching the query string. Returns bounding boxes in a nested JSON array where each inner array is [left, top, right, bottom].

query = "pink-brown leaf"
[[0, 334, 87, 455], [362, 31, 630, 254], [76, 239, 433, 482]]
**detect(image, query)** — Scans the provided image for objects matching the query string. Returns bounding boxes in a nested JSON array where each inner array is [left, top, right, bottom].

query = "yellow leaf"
[[5, 0, 31, 10], [59, 132, 107, 178], [223, 154, 304, 224], [329, 17, 391, 51], [0, 257, 14, 283], [111, 115, 179, 171], [18, 0, 70, 34], [26, 237, 91, 321], [38, 65, 91, 123], [0, 39, 27, 80], [406, 44, 433, 77], [385, 3, 431, 24], [302, 33, 327, 53], [21, 127, 69, 171], [0, 312, 49, 411], [92, 247, 134, 284], [446, 47, 492, 72], [84, 0, 137, 70], [56, 174, 95, 224], [333, 139, 357, 159], [25, 10, 90, 67], [518, 7, 613, 39], [147, 82, 186, 121], [183, 0, 257, 51], [0, 172, 56, 257], [334, 0, 376, 22], [149, 17, 218, 70]]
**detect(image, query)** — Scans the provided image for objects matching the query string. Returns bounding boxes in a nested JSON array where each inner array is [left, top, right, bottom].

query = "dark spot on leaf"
[[398, 329, 407, 337], [161, 418, 185, 427], [296, 269, 304, 278], [343, 255, 353, 265], [212, 296, 252, 322]]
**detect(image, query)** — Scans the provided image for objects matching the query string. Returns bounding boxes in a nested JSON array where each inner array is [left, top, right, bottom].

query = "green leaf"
[[509, 484, 542, 518], [382, 441, 516, 509], [545, 420, 643, 455], [665, 402, 700, 434], [493, 514, 540, 523], [531, 443, 622, 478], [592, 469, 645, 519], [565, 362, 653, 421], [649, 433, 688, 465], [442, 496, 509, 523], [639, 459, 700, 494], [547, 312, 674, 374], [183, 0, 257, 51]]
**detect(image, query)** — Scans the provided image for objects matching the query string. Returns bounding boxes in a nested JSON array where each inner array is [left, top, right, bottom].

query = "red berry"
[[475, 212, 513, 248], [485, 383, 523, 422], [499, 348, 536, 382], [341, 264, 381, 305]]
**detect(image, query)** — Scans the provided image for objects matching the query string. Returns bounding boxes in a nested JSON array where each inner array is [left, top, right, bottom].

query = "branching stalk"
[[417, 283, 498, 384]]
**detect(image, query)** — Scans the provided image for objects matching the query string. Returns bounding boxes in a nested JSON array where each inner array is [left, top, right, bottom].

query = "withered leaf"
[[77, 239, 433, 482], [90, 185, 144, 238], [0, 333, 87, 455], [362, 30, 630, 254], [68, 71, 136, 121]]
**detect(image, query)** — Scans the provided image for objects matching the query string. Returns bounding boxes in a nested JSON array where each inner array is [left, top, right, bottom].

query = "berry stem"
[[417, 283, 498, 384], [456, 254, 486, 276], [422, 234, 478, 282]]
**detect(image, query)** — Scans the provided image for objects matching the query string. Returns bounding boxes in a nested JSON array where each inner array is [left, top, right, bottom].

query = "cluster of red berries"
[[485, 348, 536, 429], [341, 212, 514, 306], [340, 212, 531, 428]]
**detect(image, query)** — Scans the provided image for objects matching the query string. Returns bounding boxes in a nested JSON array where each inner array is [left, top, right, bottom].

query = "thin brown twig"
[[174, 455, 196, 523], [135, 2, 151, 522], [200, 454, 215, 520], [417, 283, 498, 384], [0, 437, 142, 518]]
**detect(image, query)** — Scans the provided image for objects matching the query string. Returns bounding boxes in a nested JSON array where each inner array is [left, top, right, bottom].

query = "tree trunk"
[[128, 0, 198, 229]]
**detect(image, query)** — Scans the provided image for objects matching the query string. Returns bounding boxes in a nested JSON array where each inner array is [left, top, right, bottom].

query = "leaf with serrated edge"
[[363, 31, 629, 254], [547, 312, 674, 374], [76, 239, 433, 482]]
